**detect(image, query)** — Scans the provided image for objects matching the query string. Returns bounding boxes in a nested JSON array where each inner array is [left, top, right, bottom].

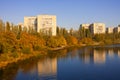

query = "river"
[[1, 44, 120, 80]]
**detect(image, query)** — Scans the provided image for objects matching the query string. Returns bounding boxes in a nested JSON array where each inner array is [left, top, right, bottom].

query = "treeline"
[[0, 19, 120, 63]]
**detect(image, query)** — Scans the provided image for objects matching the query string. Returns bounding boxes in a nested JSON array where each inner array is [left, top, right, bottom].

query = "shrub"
[[0, 54, 9, 61], [22, 47, 31, 54], [10, 52, 19, 58], [79, 38, 93, 45], [33, 45, 42, 51], [104, 39, 113, 44]]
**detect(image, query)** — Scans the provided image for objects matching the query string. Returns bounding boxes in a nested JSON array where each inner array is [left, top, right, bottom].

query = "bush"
[[79, 38, 93, 45], [10, 52, 19, 58], [22, 47, 31, 54], [104, 39, 113, 44], [0, 54, 9, 61], [93, 34, 105, 42], [33, 45, 42, 51]]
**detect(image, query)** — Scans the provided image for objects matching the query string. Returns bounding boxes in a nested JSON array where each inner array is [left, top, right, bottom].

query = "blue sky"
[[0, 0, 120, 29]]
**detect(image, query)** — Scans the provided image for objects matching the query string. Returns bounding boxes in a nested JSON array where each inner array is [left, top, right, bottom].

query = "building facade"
[[24, 15, 56, 36], [37, 15, 56, 36], [24, 16, 37, 31], [80, 24, 90, 29], [80, 23, 106, 34], [106, 27, 114, 33], [114, 27, 120, 33], [90, 23, 106, 34]]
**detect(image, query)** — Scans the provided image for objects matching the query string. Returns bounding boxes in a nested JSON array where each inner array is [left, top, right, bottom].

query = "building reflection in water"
[[79, 47, 120, 64], [93, 49, 106, 64], [84, 48, 91, 64], [79, 48, 106, 64], [37, 58, 57, 79], [108, 49, 114, 58], [118, 50, 120, 57]]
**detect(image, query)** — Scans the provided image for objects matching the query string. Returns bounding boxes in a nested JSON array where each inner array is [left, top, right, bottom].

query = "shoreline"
[[0, 43, 120, 68], [0, 51, 47, 69]]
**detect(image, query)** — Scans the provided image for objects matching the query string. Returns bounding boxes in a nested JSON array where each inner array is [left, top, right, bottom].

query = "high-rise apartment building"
[[80, 23, 106, 34], [24, 15, 56, 36], [90, 23, 106, 34], [24, 16, 37, 31], [37, 15, 56, 36]]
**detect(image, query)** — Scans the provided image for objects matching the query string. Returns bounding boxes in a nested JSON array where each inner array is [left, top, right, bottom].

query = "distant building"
[[80, 24, 90, 29], [24, 16, 37, 31], [24, 15, 56, 36], [106, 27, 114, 33], [37, 15, 56, 36], [80, 23, 106, 34], [114, 26, 120, 33], [90, 23, 106, 34]]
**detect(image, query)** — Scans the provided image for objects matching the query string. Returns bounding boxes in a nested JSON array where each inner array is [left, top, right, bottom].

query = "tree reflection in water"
[[1, 45, 120, 80]]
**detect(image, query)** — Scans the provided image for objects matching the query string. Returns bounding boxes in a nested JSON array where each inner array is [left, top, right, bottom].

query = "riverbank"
[[0, 51, 47, 68], [0, 42, 119, 68]]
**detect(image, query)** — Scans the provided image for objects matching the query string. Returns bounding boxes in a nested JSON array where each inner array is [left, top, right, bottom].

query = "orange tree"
[[65, 36, 78, 46], [19, 32, 45, 53], [0, 31, 17, 53], [46, 36, 67, 48]]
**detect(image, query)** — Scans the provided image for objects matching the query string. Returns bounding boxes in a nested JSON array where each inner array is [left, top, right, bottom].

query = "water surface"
[[1, 45, 120, 80]]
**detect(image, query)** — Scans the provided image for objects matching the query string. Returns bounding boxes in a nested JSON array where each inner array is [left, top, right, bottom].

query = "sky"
[[0, 0, 120, 29]]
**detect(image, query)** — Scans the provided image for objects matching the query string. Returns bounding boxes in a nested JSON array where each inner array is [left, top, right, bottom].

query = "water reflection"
[[37, 58, 57, 79], [93, 49, 106, 64], [1, 45, 120, 80], [118, 50, 120, 57], [108, 48, 114, 58], [78, 46, 120, 64]]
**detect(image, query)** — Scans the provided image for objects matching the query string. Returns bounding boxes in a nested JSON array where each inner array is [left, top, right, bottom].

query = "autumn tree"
[[57, 26, 60, 35], [69, 28, 73, 36], [6, 22, 11, 32], [93, 34, 105, 42], [0, 19, 4, 32], [0, 32, 17, 53], [65, 36, 78, 45], [46, 36, 67, 48]]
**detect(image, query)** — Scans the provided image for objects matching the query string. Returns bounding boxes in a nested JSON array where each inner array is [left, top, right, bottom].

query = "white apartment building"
[[80, 24, 90, 29], [90, 23, 106, 34], [24, 15, 56, 36], [106, 27, 114, 33], [37, 15, 56, 36], [24, 16, 37, 31], [114, 26, 120, 33]]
